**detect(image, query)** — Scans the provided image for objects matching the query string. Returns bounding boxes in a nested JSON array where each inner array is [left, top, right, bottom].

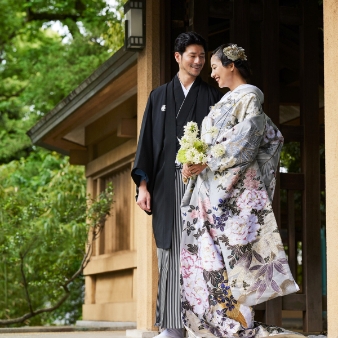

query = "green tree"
[[0, 150, 114, 325], [0, 0, 124, 325], [0, 0, 125, 163]]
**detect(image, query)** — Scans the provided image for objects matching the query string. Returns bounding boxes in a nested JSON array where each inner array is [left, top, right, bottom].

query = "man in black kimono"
[[131, 32, 222, 338]]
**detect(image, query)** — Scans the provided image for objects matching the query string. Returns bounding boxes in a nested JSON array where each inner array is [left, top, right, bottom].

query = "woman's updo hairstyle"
[[212, 43, 252, 81]]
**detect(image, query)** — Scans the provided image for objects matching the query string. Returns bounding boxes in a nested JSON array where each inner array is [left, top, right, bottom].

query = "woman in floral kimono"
[[180, 44, 302, 338]]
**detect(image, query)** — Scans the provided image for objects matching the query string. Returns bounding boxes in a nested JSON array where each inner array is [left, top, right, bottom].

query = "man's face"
[[175, 44, 206, 77]]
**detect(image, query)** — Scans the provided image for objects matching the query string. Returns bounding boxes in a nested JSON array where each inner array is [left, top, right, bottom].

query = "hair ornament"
[[223, 44, 247, 61]]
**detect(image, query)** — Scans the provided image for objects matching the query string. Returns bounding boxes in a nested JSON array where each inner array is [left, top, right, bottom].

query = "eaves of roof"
[[27, 47, 137, 147]]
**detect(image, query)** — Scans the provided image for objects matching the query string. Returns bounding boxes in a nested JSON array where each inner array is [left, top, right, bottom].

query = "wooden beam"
[[83, 302, 136, 322], [253, 294, 306, 311], [279, 173, 325, 191], [300, 0, 322, 332], [43, 137, 86, 151], [283, 294, 306, 311], [85, 139, 136, 178], [83, 251, 137, 275], [85, 95, 137, 146], [69, 149, 88, 165], [280, 125, 304, 142], [280, 173, 304, 191], [117, 118, 137, 138]]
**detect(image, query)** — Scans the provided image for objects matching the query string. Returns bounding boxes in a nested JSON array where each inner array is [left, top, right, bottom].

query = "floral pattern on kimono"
[[180, 84, 300, 338]]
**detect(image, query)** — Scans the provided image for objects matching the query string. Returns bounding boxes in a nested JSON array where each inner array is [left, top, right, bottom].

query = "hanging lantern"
[[124, 0, 146, 51]]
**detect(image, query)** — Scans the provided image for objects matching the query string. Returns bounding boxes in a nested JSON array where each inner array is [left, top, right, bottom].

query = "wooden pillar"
[[133, 0, 160, 334], [188, 0, 209, 82], [300, 0, 322, 332], [323, 0, 338, 336], [261, 0, 282, 326]]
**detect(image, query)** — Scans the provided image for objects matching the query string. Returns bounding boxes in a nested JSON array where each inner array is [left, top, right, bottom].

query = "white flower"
[[211, 108, 221, 118], [179, 135, 194, 148], [237, 189, 268, 212], [218, 175, 228, 187], [177, 121, 208, 165], [210, 143, 225, 158], [209, 126, 219, 137], [219, 156, 236, 171], [202, 125, 219, 143], [224, 213, 260, 246], [185, 148, 198, 163], [184, 121, 199, 137], [193, 152, 207, 164]]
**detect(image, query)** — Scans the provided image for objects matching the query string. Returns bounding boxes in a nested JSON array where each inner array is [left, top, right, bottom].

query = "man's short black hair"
[[174, 31, 207, 55]]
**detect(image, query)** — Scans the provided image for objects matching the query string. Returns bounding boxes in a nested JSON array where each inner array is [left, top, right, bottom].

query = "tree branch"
[[0, 184, 114, 326], [0, 86, 28, 101], [19, 252, 33, 314], [26, 10, 80, 22], [25, 0, 86, 23], [0, 293, 70, 325]]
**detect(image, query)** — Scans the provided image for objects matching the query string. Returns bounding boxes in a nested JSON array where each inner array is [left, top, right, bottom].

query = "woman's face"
[[210, 55, 234, 88]]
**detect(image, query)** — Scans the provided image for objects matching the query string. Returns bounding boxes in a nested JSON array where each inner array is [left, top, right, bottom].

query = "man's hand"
[[182, 163, 207, 180], [137, 180, 151, 212]]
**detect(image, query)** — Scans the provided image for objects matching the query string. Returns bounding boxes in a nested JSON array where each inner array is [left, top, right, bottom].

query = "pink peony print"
[[198, 198, 213, 223], [209, 228, 218, 240], [181, 248, 197, 280], [181, 248, 209, 315], [245, 168, 257, 179], [244, 168, 259, 189], [224, 213, 260, 246], [243, 177, 259, 190], [236, 189, 268, 212], [226, 172, 241, 191], [200, 232, 224, 271], [190, 209, 199, 219]]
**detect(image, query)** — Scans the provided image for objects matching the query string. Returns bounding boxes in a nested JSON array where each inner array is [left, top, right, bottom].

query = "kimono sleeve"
[[206, 94, 265, 173], [131, 92, 154, 187]]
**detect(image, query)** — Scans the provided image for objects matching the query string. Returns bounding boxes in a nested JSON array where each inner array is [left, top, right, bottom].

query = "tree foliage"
[[0, 150, 114, 325], [0, 0, 124, 326], [0, 0, 125, 163]]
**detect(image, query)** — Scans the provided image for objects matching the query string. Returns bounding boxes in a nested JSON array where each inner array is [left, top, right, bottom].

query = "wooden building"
[[28, 0, 338, 336]]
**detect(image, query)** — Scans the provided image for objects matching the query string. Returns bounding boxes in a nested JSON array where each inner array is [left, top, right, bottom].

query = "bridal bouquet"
[[176, 122, 208, 183]]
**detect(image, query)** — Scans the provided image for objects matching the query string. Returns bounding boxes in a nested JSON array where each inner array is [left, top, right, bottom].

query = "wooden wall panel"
[[103, 165, 131, 253], [95, 270, 133, 304]]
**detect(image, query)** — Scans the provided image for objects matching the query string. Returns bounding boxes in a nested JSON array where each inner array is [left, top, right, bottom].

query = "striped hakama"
[[155, 166, 186, 329]]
